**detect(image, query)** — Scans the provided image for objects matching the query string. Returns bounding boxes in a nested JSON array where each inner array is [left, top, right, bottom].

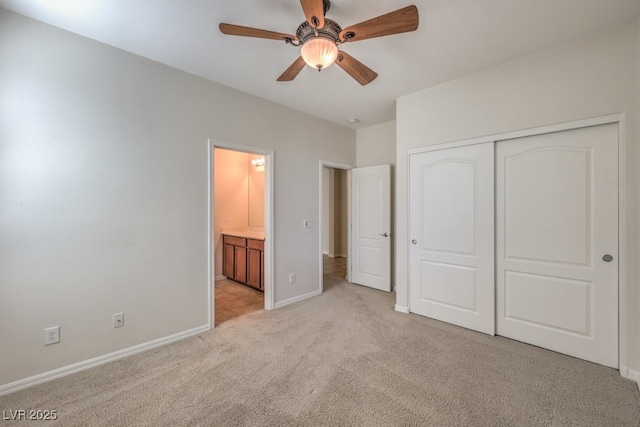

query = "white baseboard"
[[620, 365, 640, 389], [215, 275, 226, 281], [274, 289, 322, 309], [0, 324, 210, 397], [395, 305, 410, 314]]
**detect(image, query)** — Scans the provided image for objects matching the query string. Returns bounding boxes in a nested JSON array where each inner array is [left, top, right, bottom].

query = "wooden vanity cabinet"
[[246, 239, 264, 289], [234, 245, 247, 283], [222, 234, 264, 291]]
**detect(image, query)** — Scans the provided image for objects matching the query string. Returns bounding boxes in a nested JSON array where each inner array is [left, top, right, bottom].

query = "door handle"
[[411, 239, 417, 245], [602, 254, 613, 262], [379, 233, 389, 237]]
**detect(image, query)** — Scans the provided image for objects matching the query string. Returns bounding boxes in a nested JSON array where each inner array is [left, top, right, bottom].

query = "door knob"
[[412, 239, 417, 245], [379, 233, 389, 237], [602, 254, 613, 262]]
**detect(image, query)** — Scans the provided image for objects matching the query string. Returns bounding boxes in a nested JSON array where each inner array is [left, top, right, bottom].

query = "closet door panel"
[[409, 142, 495, 335], [496, 123, 618, 368]]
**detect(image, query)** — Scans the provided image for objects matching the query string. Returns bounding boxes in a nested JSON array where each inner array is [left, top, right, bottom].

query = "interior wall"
[[0, 10, 355, 389], [333, 169, 348, 257], [247, 154, 265, 228], [396, 24, 639, 374], [356, 120, 397, 168], [213, 149, 249, 279], [321, 167, 332, 255]]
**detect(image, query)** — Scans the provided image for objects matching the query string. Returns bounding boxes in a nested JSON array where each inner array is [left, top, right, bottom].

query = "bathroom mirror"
[[248, 155, 265, 228]]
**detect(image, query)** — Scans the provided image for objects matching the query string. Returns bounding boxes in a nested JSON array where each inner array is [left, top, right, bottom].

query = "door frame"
[[318, 160, 354, 293], [406, 113, 628, 375], [208, 139, 275, 329]]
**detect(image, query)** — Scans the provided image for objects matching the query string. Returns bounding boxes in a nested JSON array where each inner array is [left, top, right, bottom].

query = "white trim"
[[616, 116, 627, 373], [209, 140, 275, 317], [346, 170, 352, 283], [408, 113, 624, 155], [207, 142, 214, 329], [274, 290, 322, 309], [318, 160, 354, 295], [215, 275, 226, 281], [620, 365, 640, 389], [264, 151, 275, 310], [394, 305, 410, 314], [0, 325, 209, 397]]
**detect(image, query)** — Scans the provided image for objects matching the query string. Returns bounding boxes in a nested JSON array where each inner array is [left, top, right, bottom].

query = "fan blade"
[[219, 23, 296, 41], [335, 51, 378, 86], [300, 0, 325, 29], [277, 56, 307, 82], [339, 5, 419, 42]]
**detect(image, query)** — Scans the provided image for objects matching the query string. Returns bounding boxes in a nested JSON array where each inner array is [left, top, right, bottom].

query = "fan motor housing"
[[296, 18, 342, 44]]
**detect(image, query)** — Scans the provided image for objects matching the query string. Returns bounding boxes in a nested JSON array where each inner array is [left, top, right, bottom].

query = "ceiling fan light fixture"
[[300, 36, 338, 71]]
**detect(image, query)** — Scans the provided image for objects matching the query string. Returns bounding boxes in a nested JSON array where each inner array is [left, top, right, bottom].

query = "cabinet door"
[[234, 246, 247, 283], [247, 248, 262, 289], [223, 244, 235, 279]]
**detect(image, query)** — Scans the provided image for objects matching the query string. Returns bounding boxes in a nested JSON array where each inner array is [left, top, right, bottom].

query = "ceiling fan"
[[219, 0, 419, 86]]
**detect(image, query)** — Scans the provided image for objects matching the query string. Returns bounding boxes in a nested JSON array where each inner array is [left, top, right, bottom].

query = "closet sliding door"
[[495, 123, 619, 368], [409, 142, 495, 335]]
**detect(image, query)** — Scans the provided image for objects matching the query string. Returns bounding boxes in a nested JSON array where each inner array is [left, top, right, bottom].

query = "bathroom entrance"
[[211, 144, 272, 326]]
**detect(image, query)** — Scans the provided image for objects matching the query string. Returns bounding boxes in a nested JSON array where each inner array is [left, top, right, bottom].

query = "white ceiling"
[[1, 0, 639, 128]]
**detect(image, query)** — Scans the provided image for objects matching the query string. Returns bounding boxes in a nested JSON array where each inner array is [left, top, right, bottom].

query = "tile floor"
[[214, 279, 264, 326]]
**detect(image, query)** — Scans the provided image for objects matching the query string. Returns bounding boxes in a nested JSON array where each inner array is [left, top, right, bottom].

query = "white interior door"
[[496, 123, 618, 368], [409, 143, 495, 335], [351, 164, 391, 291]]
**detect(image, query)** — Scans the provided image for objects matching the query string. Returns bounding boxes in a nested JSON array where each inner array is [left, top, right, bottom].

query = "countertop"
[[221, 228, 265, 241]]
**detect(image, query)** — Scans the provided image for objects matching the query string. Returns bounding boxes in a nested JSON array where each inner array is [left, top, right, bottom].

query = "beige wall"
[[322, 167, 332, 254], [333, 169, 348, 257], [321, 167, 347, 257], [248, 154, 265, 229], [396, 24, 639, 376], [356, 120, 396, 168], [0, 10, 355, 390]]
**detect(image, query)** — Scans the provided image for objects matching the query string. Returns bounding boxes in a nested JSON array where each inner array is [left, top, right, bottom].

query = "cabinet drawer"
[[223, 235, 246, 247], [247, 239, 264, 251]]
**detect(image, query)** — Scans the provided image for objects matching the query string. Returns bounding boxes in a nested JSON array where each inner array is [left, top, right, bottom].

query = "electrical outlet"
[[289, 273, 296, 284], [44, 326, 60, 345], [113, 312, 124, 329]]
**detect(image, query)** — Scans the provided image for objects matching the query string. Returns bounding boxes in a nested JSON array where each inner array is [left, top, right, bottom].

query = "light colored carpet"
[[1, 270, 639, 426]]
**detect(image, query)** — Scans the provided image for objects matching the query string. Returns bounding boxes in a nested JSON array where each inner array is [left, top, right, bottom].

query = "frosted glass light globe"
[[301, 37, 338, 71]]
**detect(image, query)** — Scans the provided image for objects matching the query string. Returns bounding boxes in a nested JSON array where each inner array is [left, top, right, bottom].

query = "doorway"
[[209, 141, 274, 328], [321, 165, 349, 289]]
